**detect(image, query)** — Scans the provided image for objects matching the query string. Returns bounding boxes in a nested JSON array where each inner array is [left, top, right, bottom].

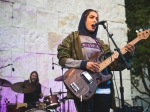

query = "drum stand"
[[47, 109, 57, 112]]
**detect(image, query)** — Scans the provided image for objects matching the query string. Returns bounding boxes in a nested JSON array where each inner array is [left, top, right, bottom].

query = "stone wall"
[[0, 0, 130, 112]]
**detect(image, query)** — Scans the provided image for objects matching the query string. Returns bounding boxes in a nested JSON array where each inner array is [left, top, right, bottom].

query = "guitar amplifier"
[[115, 106, 143, 112]]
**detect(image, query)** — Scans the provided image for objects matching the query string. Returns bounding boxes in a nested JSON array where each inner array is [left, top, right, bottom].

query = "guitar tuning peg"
[[139, 28, 143, 32], [135, 30, 139, 33]]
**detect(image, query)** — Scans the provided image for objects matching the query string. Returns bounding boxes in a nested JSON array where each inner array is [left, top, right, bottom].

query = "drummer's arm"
[[39, 84, 43, 98], [39, 93, 43, 98]]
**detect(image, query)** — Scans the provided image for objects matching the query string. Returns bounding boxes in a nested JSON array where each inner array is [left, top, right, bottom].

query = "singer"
[[23, 71, 43, 110], [57, 9, 135, 112]]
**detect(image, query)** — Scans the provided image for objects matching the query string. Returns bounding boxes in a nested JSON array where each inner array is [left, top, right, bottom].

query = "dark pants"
[[74, 94, 111, 112]]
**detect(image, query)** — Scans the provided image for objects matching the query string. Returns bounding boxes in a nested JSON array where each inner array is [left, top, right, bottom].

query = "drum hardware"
[[4, 98, 10, 104], [25, 108, 47, 112], [36, 101, 45, 110], [54, 68, 66, 112], [58, 96, 68, 103], [0, 78, 12, 112], [43, 88, 60, 110], [53, 58, 68, 112]]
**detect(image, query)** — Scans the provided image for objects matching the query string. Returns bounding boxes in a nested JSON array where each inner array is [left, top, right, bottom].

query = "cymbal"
[[11, 82, 36, 93], [54, 75, 63, 81], [0, 78, 12, 87]]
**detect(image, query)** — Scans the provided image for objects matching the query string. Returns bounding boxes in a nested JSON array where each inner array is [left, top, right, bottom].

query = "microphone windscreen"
[[12, 68, 15, 71]]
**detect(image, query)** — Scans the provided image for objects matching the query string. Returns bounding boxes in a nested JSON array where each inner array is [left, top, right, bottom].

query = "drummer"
[[24, 71, 43, 110]]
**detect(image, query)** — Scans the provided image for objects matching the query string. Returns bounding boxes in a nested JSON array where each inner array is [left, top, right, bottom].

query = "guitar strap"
[[95, 38, 103, 52]]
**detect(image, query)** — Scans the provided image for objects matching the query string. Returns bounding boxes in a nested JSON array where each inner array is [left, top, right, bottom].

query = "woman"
[[57, 9, 134, 112]]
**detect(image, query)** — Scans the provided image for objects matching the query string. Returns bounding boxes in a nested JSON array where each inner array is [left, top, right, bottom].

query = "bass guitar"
[[63, 28, 150, 100]]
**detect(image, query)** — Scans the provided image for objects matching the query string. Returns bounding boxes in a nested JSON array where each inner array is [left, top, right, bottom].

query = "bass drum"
[[26, 108, 47, 112], [6, 103, 25, 112]]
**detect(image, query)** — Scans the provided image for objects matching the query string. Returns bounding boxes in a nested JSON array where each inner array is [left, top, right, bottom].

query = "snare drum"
[[43, 94, 60, 109], [6, 103, 25, 112], [26, 108, 47, 112]]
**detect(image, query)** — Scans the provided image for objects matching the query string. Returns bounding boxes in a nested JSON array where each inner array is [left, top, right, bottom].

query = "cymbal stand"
[[15, 91, 23, 112], [67, 99, 70, 112], [15, 91, 23, 103], [0, 86, 2, 112], [61, 67, 66, 112], [52, 59, 66, 112]]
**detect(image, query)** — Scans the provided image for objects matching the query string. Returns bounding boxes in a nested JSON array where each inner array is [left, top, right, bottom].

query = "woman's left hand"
[[125, 43, 135, 55]]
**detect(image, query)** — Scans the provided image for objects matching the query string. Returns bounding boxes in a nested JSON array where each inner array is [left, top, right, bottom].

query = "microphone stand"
[[102, 23, 131, 112], [53, 62, 65, 112], [0, 64, 12, 69]]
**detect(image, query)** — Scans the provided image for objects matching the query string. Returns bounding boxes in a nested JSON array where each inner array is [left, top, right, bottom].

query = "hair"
[[84, 9, 99, 22], [29, 71, 39, 85]]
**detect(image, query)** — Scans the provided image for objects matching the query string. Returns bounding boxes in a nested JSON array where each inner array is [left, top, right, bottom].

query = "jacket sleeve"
[[57, 34, 73, 66]]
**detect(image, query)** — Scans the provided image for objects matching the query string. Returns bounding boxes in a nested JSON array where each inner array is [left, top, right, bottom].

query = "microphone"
[[52, 57, 54, 70], [12, 67, 15, 71], [11, 63, 15, 72], [92, 21, 106, 27]]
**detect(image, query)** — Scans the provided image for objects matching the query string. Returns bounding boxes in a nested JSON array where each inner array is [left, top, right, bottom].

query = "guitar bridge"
[[81, 71, 93, 84]]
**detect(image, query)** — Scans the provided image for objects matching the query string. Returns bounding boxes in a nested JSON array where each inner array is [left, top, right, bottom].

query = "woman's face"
[[85, 11, 98, 32]]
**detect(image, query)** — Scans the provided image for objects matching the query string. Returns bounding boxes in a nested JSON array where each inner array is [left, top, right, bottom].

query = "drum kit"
[[0, 75, 68, 112]]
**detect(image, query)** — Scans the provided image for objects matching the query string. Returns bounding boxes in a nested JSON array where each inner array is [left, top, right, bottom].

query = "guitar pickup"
[[70, 82, 79, 92], [81, 71, 93, 84]]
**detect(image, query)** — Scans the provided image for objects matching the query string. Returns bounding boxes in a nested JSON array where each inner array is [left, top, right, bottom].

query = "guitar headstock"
[[136, 27, 150, 40]]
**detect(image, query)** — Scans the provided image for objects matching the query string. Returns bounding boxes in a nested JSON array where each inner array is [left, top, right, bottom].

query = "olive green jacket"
[[57, 31, 128, 110]]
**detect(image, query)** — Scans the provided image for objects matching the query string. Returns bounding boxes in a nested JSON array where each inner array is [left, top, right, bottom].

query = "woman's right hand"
[[86, 62, 100, 72]]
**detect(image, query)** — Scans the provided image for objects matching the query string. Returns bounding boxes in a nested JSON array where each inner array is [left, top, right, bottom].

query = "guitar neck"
[[99, 36, 142, 72]]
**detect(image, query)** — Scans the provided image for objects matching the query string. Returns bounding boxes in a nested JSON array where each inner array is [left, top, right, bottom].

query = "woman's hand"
[[125, 43, 135, 55], [86, 62, 100, 72]]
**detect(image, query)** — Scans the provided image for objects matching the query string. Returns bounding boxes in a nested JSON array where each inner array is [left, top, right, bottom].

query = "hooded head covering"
[[78, 9, 98, 39]]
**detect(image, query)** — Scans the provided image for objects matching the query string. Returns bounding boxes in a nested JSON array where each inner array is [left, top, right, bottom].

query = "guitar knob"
[[139, 28, 143, 32], [89, 91, 92, 93], [85, 94, 88, 97], [135, 30, 139, 33]]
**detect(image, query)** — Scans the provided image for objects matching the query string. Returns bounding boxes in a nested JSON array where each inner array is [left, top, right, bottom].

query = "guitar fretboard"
[[99, 29, 150, 72]]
